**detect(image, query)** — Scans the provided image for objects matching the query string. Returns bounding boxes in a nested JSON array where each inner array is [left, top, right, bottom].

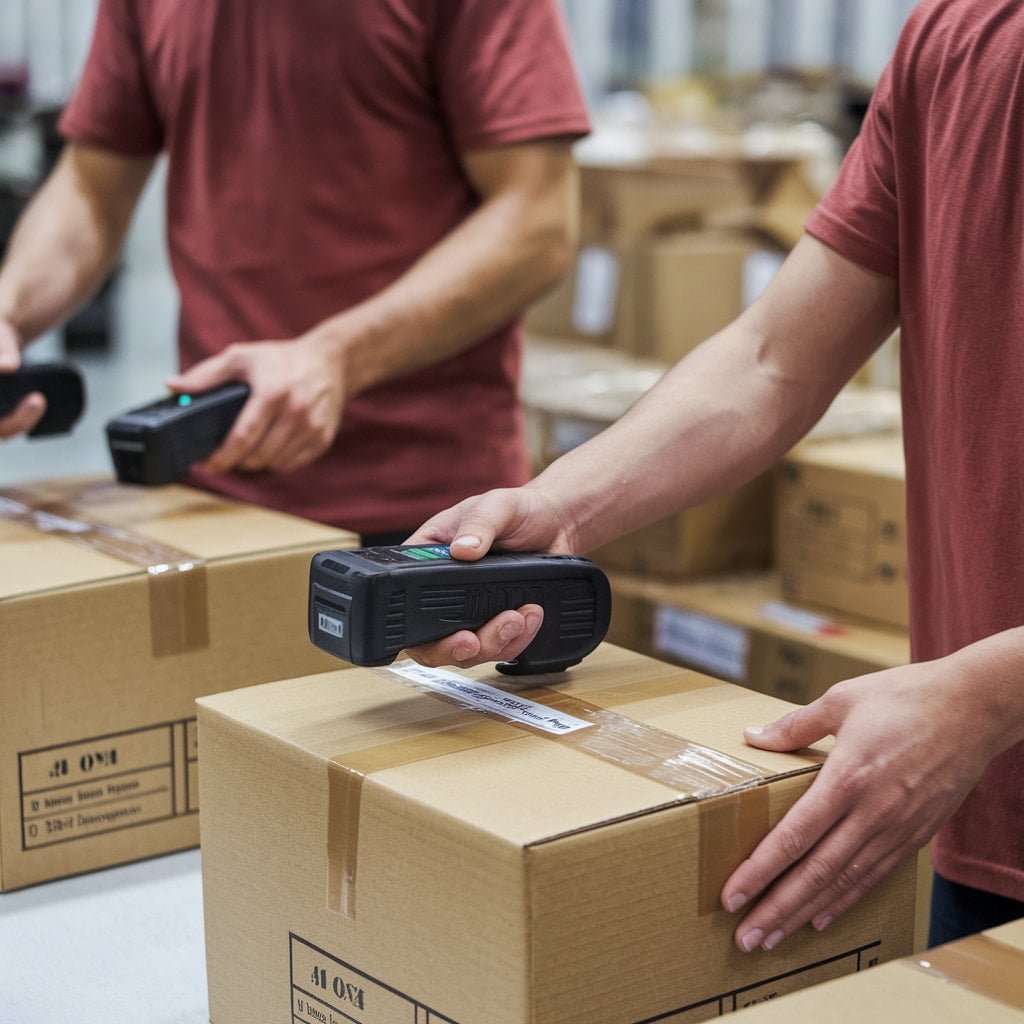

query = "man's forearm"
[[527, 235, 901, 553], [0, 146, 153, 343], [303, 143, 578, 398]]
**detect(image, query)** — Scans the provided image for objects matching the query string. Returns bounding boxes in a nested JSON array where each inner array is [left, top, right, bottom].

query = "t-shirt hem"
[[454, 111, 591, 152], [57, 111, 163, 158], [805, 206, 899, 279], [932, 847, 1024, 904]]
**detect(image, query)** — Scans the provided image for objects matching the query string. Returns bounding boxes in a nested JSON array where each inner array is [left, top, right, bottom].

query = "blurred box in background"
[[775, 435, 907, 629], [606, 571, 909, 705]]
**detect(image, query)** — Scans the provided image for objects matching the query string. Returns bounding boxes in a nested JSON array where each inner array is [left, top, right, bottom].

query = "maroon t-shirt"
[[60, 0, 590, 533], [806, 0, 1024, 901]]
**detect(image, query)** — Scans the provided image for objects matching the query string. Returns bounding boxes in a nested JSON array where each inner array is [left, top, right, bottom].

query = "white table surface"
[[0, 849, 209, 1023]]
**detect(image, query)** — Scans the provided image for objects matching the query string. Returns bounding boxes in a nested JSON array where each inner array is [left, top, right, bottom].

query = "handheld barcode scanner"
[[309, 545, 611, 675], [0, 363, 85, 437], [106, 382, 250, 486]]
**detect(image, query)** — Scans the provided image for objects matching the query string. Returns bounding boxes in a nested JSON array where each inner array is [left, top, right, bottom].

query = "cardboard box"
[[775, 436, 907, 628], [199, 644, 916, 1024], [632, 228, 785, 365], [606, 572, 909, 706], [731, 916, 1024, 1022], [0, 475, 355, 891]]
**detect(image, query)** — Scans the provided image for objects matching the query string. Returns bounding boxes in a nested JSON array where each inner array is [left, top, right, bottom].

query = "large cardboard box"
[[775, 436, 907, 628], [199, 644, 916, 1024], [732, 917, 1024, 1022], [0, 476, 355, 891], [606, 572, 910, 706]]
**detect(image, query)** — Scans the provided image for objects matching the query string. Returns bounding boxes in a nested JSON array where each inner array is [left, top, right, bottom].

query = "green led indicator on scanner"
[[178, 395, 193, 407]]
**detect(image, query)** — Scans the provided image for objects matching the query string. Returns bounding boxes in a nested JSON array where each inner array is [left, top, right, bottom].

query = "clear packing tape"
[[0, 480, 209, 656], [326, 660, 822, 918], [907, 934, 1024, 1012]]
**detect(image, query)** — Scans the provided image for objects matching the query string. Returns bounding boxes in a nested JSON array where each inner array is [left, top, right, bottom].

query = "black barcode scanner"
[[106, 382, 250, 486], [0, 363, 85, 437], [309, 545, 611, 675]]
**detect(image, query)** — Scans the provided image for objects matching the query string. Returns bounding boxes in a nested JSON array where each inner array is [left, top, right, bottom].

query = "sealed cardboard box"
[[775, 435, 907, 628], [0, 476, 355, 891], [199, 643, 915, 1024], [732, 917, 1024, 1022], [606, 572, 909, 706]]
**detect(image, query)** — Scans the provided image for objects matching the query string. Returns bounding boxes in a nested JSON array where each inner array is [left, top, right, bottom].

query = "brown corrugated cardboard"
[[606, 572, 909, 706], [199, 643, 915, 1024], [632, 228, 785, 365], [731, 917, 1024, 1022], [0, 475, 355, 891], [775, 436, 907, 628]]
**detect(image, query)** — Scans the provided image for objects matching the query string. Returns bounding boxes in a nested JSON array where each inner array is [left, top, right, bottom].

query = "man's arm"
[[404, 234, 899, 667], [171, 138, 581, 474], [722, 625, 1024, 952], [0, 143, 154, 435]]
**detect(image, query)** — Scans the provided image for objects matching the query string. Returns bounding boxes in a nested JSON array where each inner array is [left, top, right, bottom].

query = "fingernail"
[[525, 611, 542, 634], [745, 725, 765, 738], [762, 929, 786, 951], [453, 535, 481, 549], [739, 928, 764, 953], [452, 644, 474, 661], [499, 621, 523, 643], [725, 893, 747, 913], [813, 914, 833, 932]]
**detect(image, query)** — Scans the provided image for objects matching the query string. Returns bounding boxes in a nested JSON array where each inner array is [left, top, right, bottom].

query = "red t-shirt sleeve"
[[430, 0, 591, 152], [805, 62, 899, 279], [57, 0, 163, 156]]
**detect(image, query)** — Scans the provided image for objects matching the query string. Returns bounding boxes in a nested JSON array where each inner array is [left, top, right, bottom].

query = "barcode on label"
[[318, 611, 344, 638]]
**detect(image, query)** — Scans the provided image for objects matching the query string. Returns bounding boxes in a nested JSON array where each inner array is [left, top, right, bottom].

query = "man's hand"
[[720, 658, 995, 952], [0, 320, 45, 438], [167, 333, 346, 474], [401, 485, 574, 668]]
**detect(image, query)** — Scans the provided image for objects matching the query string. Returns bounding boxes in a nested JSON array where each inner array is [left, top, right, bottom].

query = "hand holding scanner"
[[0, 362, 85, 437], [309, 545, 611, 675], [106, 381, 250, 486]]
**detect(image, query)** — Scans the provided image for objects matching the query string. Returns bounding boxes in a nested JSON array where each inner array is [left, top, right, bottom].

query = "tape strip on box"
[[326, 660, 787, 919], [0, 484, 209, 656], [907, 934, 1024, 1011]]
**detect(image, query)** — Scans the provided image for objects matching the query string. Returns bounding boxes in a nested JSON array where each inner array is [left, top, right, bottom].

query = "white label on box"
[[742, 250, 785, 308], [572, 245, 619, 335], [758, 600, 844, 637], [387, 661, 594, 735], [653, 606, 749, 681], [551, 415, 603, 456]]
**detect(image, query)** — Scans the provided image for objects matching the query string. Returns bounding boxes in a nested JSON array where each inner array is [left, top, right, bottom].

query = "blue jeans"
[[928, 872, 1024, 947]]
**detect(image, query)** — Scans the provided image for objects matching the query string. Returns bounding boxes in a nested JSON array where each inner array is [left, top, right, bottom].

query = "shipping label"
[[19, 718, 198, 849]]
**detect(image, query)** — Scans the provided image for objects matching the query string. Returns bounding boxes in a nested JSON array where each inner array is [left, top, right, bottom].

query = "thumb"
[[0, 321, 23, 373], [447, 489, 528, 562], [743, 698, 837, 753]]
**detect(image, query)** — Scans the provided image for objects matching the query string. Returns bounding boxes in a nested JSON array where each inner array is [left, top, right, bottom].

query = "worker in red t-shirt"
[[0, 0, 590, 544], [405, 0, 1024, 950]]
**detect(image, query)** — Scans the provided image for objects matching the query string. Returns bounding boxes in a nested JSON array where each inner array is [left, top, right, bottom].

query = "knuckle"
[[778, 823, 814, 864], [801, 851, 838, 893]]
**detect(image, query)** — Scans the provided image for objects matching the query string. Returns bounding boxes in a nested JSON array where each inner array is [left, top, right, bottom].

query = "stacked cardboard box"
[[775, 434, 907, 628], [0, 475, 356, 890], [606, 571, 909, 706], [198, 643, 916, 1024], [732, 916, 1024, 1022]]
